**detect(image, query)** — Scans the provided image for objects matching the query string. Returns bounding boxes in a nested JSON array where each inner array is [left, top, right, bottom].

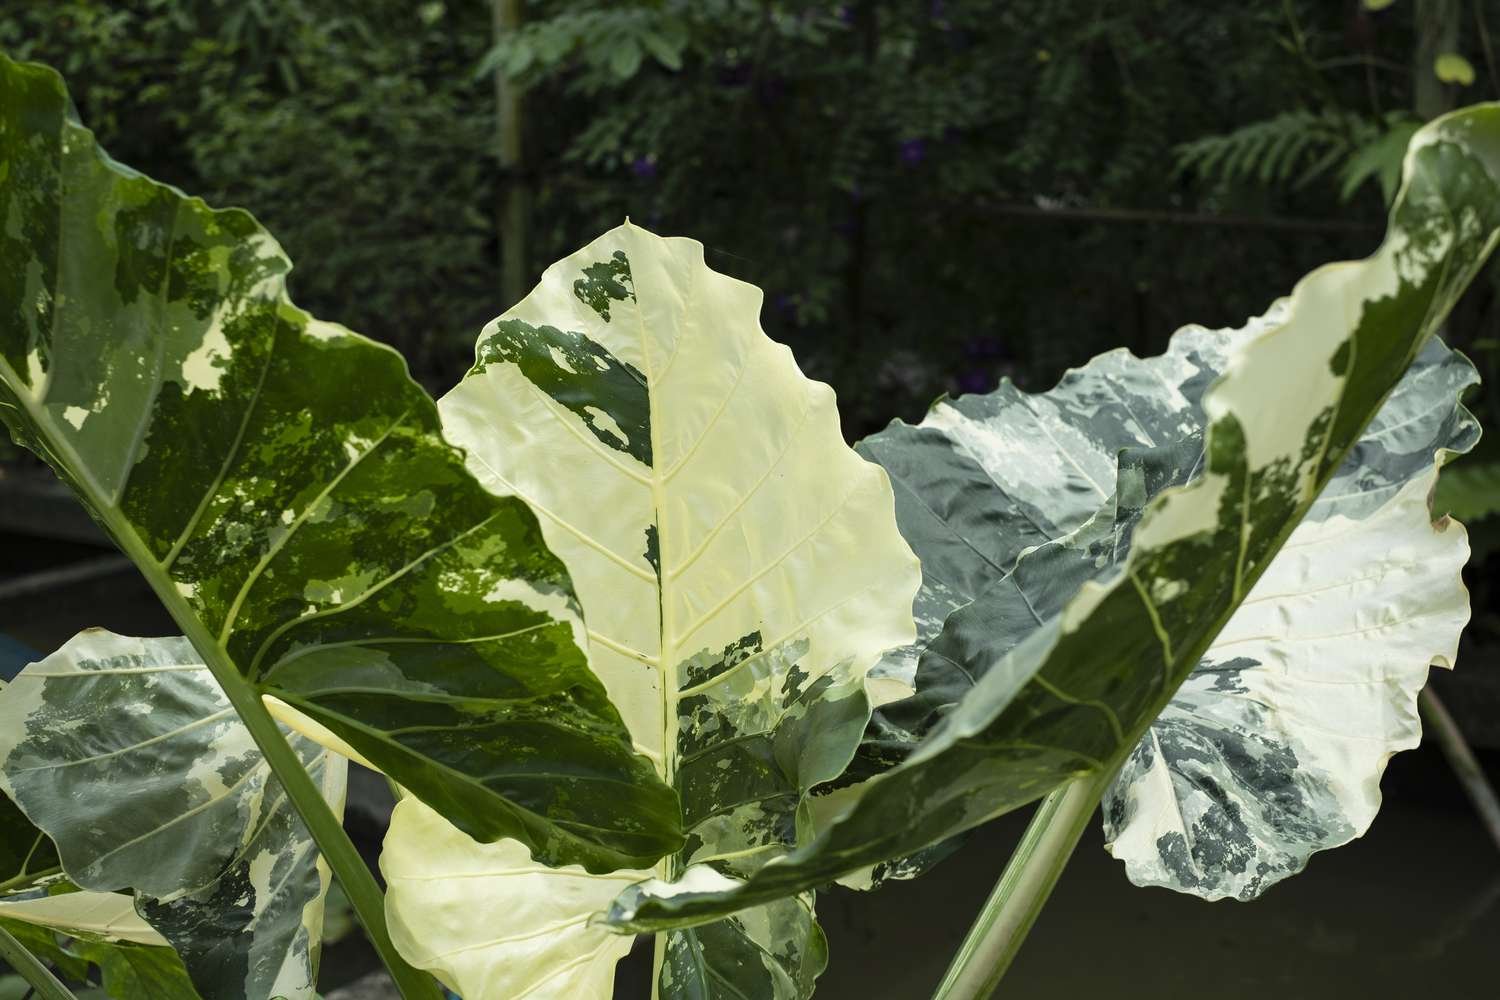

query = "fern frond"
[[1174, 108, 1373, 189]]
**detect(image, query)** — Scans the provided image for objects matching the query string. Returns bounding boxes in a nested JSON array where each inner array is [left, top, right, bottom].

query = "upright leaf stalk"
[[0, 923, 78, 1000], [930, 769, 1114, 1000]]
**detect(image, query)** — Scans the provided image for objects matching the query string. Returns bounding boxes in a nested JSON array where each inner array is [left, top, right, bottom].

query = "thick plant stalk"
[[1419, 687, 1500, 854], [154, 602, 443, 1000], [930, 769, 1113, 1000], [0, 923, 77, 1000]]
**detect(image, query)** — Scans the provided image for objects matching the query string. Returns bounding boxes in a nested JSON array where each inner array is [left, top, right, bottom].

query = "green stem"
[[210, 673, 442, 1000], [0, 866, 62, 895], [1419, 686, 1500, 854], [0, 357, 440, 993], [931, 769, 1113, 1000], [0, 923, 78, 1000], [91, 496, 443, 1000]]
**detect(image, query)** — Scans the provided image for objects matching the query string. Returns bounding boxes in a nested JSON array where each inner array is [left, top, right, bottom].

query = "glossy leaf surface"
[[381, 223, 918, 999], [604, 104, 1500, 931], [0, 631, 343, 999], [0, 53, 679, 873]]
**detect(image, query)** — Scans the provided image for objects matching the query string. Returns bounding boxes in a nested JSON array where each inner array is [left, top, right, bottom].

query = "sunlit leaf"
[[380, 223, 918, 999], [0, 53, 680, 873], [602, 102, 1500, 933]]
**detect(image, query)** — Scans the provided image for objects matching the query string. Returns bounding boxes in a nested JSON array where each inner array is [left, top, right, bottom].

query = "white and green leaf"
[[0, 631, 345, 999], [0, 905, 202, 999], [0, 891, 168, 949], [1101, 339, 1476, 899], [859, 329, 1479, 900], [0, 53, 680, 872], [376, 223, 919, 999], [602, 102, 1500, 932]]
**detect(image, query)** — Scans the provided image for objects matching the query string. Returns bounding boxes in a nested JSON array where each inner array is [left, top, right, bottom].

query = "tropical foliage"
[[0, 33, 1497, 1000]]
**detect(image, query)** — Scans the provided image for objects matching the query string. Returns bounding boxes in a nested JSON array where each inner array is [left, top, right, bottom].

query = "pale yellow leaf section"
[[438, 222, 919, 765], [382, 798, 646, 1000], [420, 222, 920, 992], [0, 891, 168, 946]]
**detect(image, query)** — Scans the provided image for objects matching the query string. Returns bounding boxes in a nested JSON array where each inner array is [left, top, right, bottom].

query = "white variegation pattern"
[[599, 105, 1500, 932], [380, 222, 919, 999], [0, 891, 168, 947], [0, 631, 346, 1000], [1103, 455, 1470, 899]]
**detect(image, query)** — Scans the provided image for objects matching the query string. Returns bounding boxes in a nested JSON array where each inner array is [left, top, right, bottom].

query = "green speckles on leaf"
[[572, 249, 634, 321], [0, 632, 343, 1000], [474, 316, 652, 466], [0, 53, 682, 876], [679, 631, 763, 691]]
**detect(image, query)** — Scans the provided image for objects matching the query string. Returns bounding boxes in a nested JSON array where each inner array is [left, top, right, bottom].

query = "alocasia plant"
[[0, 51, 1496, 1000], [0, 50, 677, 1000], [379, 224, 922, 999], [598, 106, 1499, 986]]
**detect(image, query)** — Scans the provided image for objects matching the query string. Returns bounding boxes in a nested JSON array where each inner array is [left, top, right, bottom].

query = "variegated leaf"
[[1102, 341, 1476, 899], [858, 319, 1243, 743], [0, 53, 679, 872], [383, 223, 918, 999], [856, 330, 1477, 898], [0, 891, 168, 948], [0, 902, 201, 1000], [603, 103, 1500, 932], [0, 630, 344, 1000]]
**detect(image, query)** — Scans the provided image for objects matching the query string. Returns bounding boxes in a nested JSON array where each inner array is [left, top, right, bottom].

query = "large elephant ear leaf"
[[1102, 340, 1476, 899], [0, 52, 679, 871], [602, 103, 1500, 932], [0, 630, 345, 1000], [393, 222, 917, 999]]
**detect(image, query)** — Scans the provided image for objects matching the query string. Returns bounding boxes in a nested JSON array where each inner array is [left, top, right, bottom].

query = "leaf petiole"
[[930, 767, 1116, 1000], [0, 923, 78, 1000]]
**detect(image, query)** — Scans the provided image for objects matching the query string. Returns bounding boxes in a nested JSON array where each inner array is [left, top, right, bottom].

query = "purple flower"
[[631, 155, 657, 179], [900, 138, 926, 165], [836, 5, 854, 25]]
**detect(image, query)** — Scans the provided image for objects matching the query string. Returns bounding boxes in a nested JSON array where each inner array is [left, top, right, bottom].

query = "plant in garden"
[[0, 51, 1496, 1000]]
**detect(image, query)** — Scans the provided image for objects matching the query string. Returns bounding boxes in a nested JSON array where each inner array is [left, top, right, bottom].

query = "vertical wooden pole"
[[1415, 0, 1460, 120], [493, 0, 527, 308]]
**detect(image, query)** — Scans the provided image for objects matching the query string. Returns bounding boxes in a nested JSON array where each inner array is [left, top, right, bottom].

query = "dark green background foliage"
[[4, 0, 1491, 423], [2, 1, 1498, 612]]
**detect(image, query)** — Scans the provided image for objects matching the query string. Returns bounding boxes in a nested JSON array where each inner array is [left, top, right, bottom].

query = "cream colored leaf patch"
[[409, 222, 919, 998], [0, 891, 168, 947], [382, 798, 645, 1000]]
